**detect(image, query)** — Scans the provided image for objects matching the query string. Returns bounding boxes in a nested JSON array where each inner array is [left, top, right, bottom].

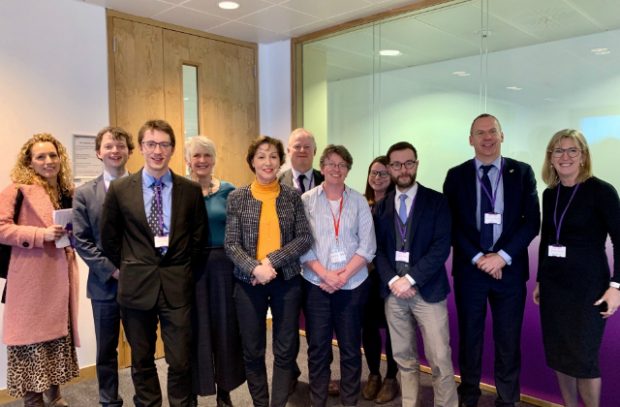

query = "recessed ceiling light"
[[591, 47, 610, 55], [452, 71, 471, 77], [219, 1, 239, 10], [379, 49, 401, 57], [506, 86, 523, 91]]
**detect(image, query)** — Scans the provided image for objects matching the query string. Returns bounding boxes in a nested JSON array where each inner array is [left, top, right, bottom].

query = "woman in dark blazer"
[[225, 135, 313, 407]]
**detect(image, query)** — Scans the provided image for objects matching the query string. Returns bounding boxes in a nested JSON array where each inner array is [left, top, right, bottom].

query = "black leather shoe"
[[216, 392, 233, 407]]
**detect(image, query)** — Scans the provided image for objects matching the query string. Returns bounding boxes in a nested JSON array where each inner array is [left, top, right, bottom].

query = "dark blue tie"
[[297, 174, 306, 193], [480, 165, 494, 251]]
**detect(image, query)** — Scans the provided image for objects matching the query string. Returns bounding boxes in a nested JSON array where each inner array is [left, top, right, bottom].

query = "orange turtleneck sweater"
[[250, 179, 282, 260]]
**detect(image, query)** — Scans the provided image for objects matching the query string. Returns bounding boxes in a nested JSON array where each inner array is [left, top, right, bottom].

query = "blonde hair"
[[184, 135, 217, 164], [11, 133, 74, 208], [541, 129, 592, 187]]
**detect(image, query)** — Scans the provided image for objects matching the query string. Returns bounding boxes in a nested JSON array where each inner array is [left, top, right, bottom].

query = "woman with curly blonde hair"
[[0, 133, 80, 406]]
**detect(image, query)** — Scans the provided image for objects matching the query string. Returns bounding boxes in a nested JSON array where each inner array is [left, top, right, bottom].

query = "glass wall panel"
[[182, 64, 199, 140], [298, 0, 620, 404]]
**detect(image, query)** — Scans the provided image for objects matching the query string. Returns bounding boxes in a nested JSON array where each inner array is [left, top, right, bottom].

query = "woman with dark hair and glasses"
[[225, 135, 312, 407], [301, 144, 376, 407], [359, 156, 399, 402], [534, 129, 620, 407]]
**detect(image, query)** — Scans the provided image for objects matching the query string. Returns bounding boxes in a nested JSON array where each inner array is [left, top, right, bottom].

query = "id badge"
[[548, 245, 566, 258], [484, 212, 502, 225], [154, 235, 169, 248], [330, 249, 347, 264], [395, 251, 410, 263]]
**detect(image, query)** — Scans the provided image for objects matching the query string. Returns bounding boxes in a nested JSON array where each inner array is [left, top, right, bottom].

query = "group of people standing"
[[0, 113, 618, 407]]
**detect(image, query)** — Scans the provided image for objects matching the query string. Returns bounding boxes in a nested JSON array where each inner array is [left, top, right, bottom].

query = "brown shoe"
[[375, 377, 399, 404], [24, 392, 44, 407], [361, 374, 382, 400], [43, 385, 69, 407], [327, 379, 340, 397]]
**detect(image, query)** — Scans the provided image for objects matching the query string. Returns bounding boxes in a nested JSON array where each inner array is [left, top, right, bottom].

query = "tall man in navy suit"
[[101, 119, 207, 407], [74, 126, 134, 406], [443, 114, 540, 407], [374, 141, 458, 407]]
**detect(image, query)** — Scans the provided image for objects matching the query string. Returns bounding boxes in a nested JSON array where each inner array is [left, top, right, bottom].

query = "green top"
[[204, 181, 235, 247]]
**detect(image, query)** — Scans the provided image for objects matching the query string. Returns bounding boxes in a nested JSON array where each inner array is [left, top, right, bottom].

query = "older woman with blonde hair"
[[185, 135, 245, 406], [0, 133, 79, 406], [534, 129, 620, 407]]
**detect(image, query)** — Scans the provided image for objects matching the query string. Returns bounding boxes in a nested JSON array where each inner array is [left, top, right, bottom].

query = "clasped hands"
[[390, 276, 416, 299], [251, 258, 277, 286], [319, 268, 347, 293], [476, 252, 506, 280]]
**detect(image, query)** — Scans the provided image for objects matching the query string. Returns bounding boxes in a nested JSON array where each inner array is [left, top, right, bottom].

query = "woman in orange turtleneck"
[[225, 136, 313, 407]]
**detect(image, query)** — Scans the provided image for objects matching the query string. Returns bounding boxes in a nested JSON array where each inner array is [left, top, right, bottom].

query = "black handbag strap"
[[1, 188, 24, 303]]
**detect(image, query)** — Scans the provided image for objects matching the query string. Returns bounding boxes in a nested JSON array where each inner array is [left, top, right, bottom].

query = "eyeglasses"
[[389, 160, 418, 170], [324, 162, 349, 170], [369, 170, 389, 178], [142, 141, 173, 151], [550, 147, 581, 158]]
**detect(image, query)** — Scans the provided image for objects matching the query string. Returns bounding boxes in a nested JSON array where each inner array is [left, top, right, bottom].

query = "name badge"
[[395, 251, 410, 263], [154, 235, 169, 248], [548, 245, 566, 258], [484, 212, 502, 225], [330, 249, 347, 264]]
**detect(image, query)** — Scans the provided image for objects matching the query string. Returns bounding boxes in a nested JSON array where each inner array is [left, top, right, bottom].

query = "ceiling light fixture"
[[506, 86, 523, 91], [379, 49, 401, 57], [591, 47, 610, 55], [218, 1, 239, 10], [452, 71, 471, 77]]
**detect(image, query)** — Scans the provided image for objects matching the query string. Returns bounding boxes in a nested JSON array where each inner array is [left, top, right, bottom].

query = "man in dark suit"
[[101, 119, 207, 407], [443, 114, 540, 407], [279, 128, 324, 192], [374, 141, 458, 407], [73, 126, 134, 407]]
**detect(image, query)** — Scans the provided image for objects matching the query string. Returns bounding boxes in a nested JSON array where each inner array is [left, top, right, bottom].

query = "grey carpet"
[[1, 327, 535, 406]]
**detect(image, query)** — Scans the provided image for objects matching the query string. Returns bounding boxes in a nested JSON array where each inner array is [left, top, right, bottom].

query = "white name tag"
[[154, 235, 169, 248], [395, 251, 410, 263], [330, 249, 347, 264], [484, 212, 502, 225], [548, 245, 566, 258]]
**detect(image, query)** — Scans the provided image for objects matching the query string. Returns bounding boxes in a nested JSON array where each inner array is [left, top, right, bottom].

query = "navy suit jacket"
[[374, 184, 452, 303], [101, 170, 207, 310], [443, 157, 540, 281], [73, 174, 118, 301]]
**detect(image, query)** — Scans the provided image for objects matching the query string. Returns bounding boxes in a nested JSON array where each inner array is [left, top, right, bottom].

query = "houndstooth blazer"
[[225, 183, 313, 284]]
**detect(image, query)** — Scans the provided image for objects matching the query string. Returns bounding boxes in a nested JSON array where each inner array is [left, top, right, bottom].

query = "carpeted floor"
[[0, 328, 536, 406]]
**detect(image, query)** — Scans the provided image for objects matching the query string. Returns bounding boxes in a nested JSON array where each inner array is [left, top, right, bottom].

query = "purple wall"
[[438, 236, 620, 405]]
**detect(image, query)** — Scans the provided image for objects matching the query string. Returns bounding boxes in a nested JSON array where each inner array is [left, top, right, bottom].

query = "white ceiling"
[[78, 0, 426, 43]]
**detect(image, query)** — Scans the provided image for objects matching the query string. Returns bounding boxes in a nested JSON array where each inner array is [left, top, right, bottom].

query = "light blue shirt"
[[473, 156, 511, 265], [142, 170, 173, 236], [300, 185, 376, 290]]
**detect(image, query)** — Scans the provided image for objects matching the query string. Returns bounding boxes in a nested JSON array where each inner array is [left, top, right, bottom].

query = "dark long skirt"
[[192, 248, 245, 395]]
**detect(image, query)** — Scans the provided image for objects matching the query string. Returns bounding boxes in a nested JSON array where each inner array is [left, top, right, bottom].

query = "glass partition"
[[297, 0, 620, 405]]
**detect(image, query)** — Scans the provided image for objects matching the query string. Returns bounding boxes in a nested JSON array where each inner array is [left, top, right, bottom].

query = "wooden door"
[[107, 12, 258, 367]]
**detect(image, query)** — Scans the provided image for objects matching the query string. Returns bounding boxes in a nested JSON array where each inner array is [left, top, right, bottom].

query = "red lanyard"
[[329, 196, 344, 240]]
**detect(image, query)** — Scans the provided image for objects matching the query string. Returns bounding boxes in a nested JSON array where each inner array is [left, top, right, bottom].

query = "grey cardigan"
[[225, 184, 313, 284]]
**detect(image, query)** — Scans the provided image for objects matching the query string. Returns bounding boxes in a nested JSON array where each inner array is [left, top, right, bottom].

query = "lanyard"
[[329, 195, 344, 241], [394, 193, 417, 250], [475, 158, 504, 211], [553, 183, 580, 244]]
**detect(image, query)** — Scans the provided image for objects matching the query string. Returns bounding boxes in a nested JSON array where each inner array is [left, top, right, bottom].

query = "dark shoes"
[[24, 392, 44, 407], [375, 377, 399, 404], [361, 374, 382, 400], [216, 391, 234, 407], [328, 379, 340, 397], [43, 385, 69, 407]]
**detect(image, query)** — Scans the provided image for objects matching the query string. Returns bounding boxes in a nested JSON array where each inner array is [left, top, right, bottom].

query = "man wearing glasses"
[[443, 114, 540, 407], [374, 141, 458, 407], [101, 119, 208, 407]]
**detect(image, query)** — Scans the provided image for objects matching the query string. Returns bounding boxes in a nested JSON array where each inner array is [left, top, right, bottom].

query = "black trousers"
[[304, 278, 369, 407], [233, 275, 302, 407], [91, 299, 123, 406], [121, 289, 193, 407], [454, 272, 526, 407]]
